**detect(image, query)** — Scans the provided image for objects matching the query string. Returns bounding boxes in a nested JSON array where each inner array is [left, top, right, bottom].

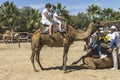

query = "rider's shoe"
[[110, 67, 118, 70], [100, 54, 107, 59]]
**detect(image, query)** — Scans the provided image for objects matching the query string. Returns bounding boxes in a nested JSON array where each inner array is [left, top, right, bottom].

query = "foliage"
[[86, 4, 101, 19], [19, 7, 41, 32], [69, 13, 90, 30], [0, 1, 20, 30], [101, 8, 113, 21], [51, 3, 69, 20], [0, 1, 120, 33]]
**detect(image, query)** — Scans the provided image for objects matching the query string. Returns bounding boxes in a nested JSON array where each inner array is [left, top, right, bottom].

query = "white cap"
[[109, 30, 111, 33], [110, 25, 116, 29], [100, 31, 104, 33]]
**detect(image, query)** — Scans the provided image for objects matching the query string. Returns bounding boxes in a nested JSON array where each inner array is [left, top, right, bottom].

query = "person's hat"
[[109, 30, 111, 33], [100, 30, 104, 33], [110, 25, 116, 30], [55, 9, 60, 13]]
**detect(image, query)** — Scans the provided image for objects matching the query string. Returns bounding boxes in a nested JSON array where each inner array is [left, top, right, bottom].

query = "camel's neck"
[[68, 22, 94, 40]]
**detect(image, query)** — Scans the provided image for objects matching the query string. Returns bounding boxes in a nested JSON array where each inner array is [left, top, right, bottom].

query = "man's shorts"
[[54, 19, 61, 24], [41, 19, 52, 26]]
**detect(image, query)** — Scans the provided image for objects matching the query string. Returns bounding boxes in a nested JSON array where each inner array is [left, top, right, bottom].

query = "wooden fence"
[[0, 32, 33, 43]]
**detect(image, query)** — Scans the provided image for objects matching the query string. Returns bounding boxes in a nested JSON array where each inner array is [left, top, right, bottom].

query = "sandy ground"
[[0, 41, 120, 80]]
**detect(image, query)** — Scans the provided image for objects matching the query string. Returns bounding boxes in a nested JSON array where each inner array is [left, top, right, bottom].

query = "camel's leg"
[[63, 44, 70, 73], [30, 48, 39, 72], [71, 50, 92, 65], [3, 37, 4, 43], [3, 36, 6, 43], [17, 36, 20, 48], [71, 57, 83, 65], [36, 44, 44, 70], [80, 64, 90, 69], [84, 57, 96, 69]]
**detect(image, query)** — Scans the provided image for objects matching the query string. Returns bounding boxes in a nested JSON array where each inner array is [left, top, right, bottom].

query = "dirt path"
[[0, 42, 120, 80]]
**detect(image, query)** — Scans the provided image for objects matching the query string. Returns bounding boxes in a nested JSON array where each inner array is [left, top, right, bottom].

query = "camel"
[[71, 37, 120, 70], [71, 48, 114, 69], [70, 20, 120, 70], [72, 49, 120, 69], [30, 20, 104, 73], [3, 30, 12, 43], [3, 30, 20, 47]]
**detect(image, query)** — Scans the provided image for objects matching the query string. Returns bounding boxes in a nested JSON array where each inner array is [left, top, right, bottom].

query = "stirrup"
[[57, 29, 66, 33]]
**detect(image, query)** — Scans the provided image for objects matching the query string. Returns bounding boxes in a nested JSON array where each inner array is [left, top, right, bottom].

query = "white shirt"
[[111, 31, 120, 47], [53, 12, 59, 22], [107, 33, 112, 41], [41, 8, 49, 20], [90, 32, 99, 44], [111, 32, 119, 40], [41, 8, 52, 24]]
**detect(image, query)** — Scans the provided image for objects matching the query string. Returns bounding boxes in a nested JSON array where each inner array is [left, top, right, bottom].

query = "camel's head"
[[83, 20, 106, 51], [91, 19, 105, 35]]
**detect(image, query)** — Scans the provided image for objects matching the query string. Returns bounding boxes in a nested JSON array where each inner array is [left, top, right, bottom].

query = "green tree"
[[69, 13, 89, 30], [111, 11, 120, 20], [86, 4, 101, 20], [0, 1, 20, 31], [77, 13, 90, 30], [69, 15, 77, 26], [20, 7, 41, 32], [51, 3, 69, 20], [102, 8, 113, 21]]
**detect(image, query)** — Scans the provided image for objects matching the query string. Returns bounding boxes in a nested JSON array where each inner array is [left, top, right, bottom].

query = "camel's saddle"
[[40, 19, 68, 34]]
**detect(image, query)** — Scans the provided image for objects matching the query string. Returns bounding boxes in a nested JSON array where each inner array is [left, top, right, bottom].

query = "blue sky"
[[0, 0, 120, 15]]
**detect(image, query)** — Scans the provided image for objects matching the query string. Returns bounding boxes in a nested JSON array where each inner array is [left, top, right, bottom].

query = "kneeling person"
[[89, 29, 107, 59]]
